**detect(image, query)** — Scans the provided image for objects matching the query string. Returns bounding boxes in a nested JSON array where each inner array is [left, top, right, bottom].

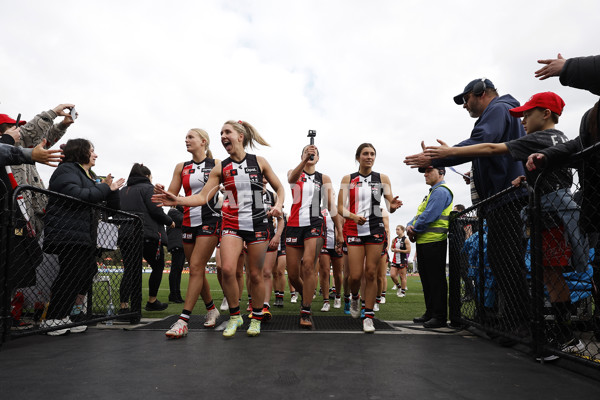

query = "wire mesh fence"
[[1, 185, 143, 340], [449, 145, 600, 370]]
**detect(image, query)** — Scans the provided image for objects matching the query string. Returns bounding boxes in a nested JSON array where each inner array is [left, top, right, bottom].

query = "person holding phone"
[[154, 120, 284, 338]]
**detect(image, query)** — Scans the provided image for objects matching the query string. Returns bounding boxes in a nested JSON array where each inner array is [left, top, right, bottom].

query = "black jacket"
[[119, 176, 172, 242], [540, 55, 600, 232], [166, 207, 183, 251], [43, 162, 119, 251]]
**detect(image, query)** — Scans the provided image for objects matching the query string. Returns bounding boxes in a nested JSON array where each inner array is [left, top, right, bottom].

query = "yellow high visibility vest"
[[413, 183, 453, 244]]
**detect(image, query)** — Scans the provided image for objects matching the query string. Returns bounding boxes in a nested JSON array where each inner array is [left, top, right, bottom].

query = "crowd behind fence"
[[448, 144, 600, 370], [1, 185, 143, 342]]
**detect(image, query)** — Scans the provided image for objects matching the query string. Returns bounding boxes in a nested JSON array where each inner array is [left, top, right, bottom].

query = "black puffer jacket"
[[119, 176, 172, 241], [166, 207, 183, 251], [43, 162, 119, 251]]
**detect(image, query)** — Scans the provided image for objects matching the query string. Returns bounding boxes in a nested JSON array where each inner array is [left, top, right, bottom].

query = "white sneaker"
[[321, 302, 331, 312], [397, 288, 405, 297], [41, 318, 69, 336], [333, 298, 342, 309], [220, 297, 229, 311], [363, 318, 375, 333], [374, 303, 379, 312], [41, 317, 87, 336], [165, 319, 188, 339], [350, 298, 361, 319], [204, 308, 220, 327], [391, 284, 397, 290], [380, 296, 386, 304], [290, 294, 298, 303]]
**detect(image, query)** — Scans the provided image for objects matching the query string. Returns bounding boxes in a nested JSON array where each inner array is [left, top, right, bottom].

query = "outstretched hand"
[[404, 141, 432, 168], [389, 196, 403, 212], [535, 53, 566, 80], [526, 153, 546, 171], [31, 139, 63, 166], [152, 186, 178, 207], [423, 139, 452, 159]]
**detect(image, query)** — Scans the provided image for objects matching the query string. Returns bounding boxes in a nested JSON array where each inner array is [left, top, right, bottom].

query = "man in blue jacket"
[[406, 79, 531, 341]]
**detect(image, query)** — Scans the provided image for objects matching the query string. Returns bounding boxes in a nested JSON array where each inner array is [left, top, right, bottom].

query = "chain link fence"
[[1, 185, 143, 341], [449, 145, 600, 370]]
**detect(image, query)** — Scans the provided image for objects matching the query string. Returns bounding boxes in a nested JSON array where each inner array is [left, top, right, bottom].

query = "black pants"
[[46, 244, 96, 320], [168, 247, 185, 294], [417, 240, 448, 320], [121, 238, 164, 303]]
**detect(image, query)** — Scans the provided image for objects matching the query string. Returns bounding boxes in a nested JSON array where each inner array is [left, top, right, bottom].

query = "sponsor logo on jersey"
[[183, 233, 193, 240], [255, 231, 265, 238], [202, 225, 212, 232], [245, 167, 258, 173], [347, 236, 361, 243], [202, 168, 212, 173], [224, 169, 238, 178], [222, 229, 236, 236], [286, 237, 298, 244]]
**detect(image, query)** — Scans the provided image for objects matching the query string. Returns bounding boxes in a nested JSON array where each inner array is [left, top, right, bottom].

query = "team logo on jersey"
[[301, 177, 307, 182], [202, 225, 212, 232], [286, 237, 298, 244], [373, 234, 382, 239], [311, 228, 319, 234], [250, 174, 259, 182], [255, 231, 265, 238], [245, 167, 258, 173], [225, 169, 238, 178]]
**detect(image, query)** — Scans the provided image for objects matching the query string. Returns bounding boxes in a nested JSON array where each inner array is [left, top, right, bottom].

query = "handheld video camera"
[[307, 130, 316, 160]]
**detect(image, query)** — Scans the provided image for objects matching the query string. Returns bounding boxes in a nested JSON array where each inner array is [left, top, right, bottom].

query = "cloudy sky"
[[3, 0, 599, 257]]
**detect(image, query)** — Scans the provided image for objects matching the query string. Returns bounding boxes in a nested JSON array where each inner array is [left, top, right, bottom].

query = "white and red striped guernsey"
[[342, 171, 385, 237], [181, 159, 220, 227], [288, 171, 323, 227], [221, 154, 268, 231], [391, 236, 408, 264]]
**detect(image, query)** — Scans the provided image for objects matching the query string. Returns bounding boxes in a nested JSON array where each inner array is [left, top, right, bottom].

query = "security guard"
[[407, 166, 453, 328]]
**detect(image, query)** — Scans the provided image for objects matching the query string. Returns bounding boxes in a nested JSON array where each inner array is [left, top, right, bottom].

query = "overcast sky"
[[3, 1, 599, 258]]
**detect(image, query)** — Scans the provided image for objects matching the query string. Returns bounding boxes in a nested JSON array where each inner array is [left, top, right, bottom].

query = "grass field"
[[140, 273, 426, 321]]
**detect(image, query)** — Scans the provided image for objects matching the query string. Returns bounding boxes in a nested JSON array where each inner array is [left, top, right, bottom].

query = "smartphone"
[[70, 107, 78, 120], [14, 113, 21, 127]]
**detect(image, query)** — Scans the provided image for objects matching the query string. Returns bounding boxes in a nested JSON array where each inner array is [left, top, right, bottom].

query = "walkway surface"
[[1, 318, 598, 399]]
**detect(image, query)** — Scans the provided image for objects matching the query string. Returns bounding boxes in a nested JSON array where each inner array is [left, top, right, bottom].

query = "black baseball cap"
[[418, 166, 446, 174], [453, 78, 496, 105]]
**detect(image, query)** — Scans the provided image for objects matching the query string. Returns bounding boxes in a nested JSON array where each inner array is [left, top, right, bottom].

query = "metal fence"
[[448, 145, 600, 370], [1, 185, 143, 342]]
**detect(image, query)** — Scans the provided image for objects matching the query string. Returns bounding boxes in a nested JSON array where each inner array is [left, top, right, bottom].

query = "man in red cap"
[[422, 91, 587, 358]]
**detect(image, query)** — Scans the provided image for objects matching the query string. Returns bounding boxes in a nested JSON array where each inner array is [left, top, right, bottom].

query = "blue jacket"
[[433, 95, 526, 200]]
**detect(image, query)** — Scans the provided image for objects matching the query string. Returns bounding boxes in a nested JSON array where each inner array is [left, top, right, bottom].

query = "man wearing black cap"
[[407, 166, 453, 328], [405, 79, 530, 340]]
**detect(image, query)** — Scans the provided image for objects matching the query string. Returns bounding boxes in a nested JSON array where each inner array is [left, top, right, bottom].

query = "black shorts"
[[320, 247, 343, 259], [346, 234, 385, 246], [182, 221, 221, 244], [221, 228, 270, 245], [390, 262, 407, 269], [285, 223, 323, 247]]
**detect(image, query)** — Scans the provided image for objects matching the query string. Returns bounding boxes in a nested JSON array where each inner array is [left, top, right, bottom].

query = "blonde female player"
[[338, 143, 402, 333], [159, 129, 221, 339], [154, 120, 284, 338]]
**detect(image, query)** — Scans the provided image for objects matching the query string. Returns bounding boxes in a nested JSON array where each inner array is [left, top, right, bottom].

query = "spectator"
[[407, 167, 453, 329], [405, 78, 531, 338], [119, 163, 173, 313], [425, 91, 587, 354], [41, 138, 123, 335]]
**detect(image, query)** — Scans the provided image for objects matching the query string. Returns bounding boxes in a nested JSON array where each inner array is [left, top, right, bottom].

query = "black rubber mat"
[[136, 314, 395, 331]]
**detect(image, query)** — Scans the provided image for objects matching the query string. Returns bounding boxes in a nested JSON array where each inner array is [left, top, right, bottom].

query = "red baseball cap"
[[0, 114, 26, 126], [509, 92, 565, 118]]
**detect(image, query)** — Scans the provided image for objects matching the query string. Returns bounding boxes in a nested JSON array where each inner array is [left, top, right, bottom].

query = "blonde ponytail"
[[190, 128, 213, 158], [226, 120, 270, 149]]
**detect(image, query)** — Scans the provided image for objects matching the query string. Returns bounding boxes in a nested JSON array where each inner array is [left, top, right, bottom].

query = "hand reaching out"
[[31, 139, 63, 166], [535, 53, 566, 80]]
